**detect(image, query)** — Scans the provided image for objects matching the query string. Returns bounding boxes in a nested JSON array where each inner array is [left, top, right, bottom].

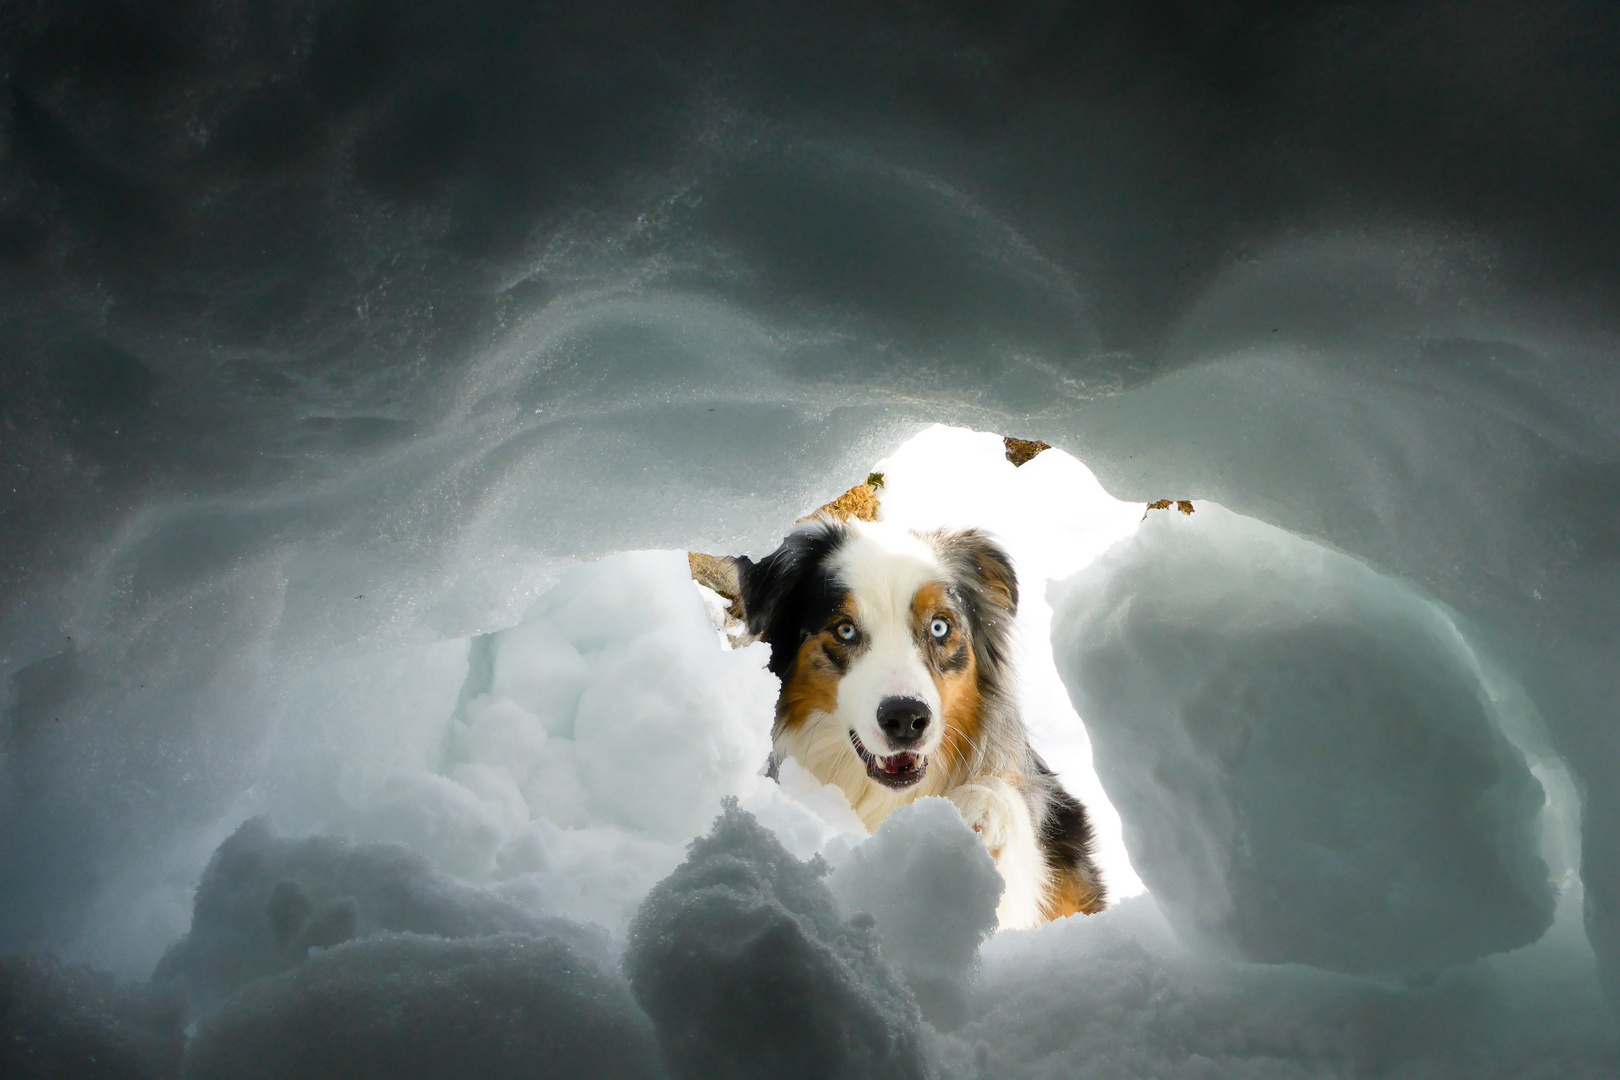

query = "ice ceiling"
[[2, 1, 1619, 1075]]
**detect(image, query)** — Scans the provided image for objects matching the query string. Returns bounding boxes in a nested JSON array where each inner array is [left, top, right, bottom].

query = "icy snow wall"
[[1053, 503, 1554, 975], [3, 1, 1620, 1074]]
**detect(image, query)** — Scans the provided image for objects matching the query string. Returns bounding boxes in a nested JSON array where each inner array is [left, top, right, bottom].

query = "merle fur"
[[739, 520, 1105, 915]]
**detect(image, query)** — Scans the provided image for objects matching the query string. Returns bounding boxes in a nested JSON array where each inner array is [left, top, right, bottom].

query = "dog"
[[735, 517, 1104, 928]]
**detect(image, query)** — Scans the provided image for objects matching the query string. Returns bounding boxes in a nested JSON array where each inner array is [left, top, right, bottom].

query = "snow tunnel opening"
[[395, 414, 1583, 966], [404, 420, 1154, 927], [19, 410, 1617, 1078], [49, 412, 1593, 1003]]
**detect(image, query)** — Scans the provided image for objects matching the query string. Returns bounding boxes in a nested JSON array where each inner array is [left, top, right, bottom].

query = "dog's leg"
[[948, 778, 1048, 930]]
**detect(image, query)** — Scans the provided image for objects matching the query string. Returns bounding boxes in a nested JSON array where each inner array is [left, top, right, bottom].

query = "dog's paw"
[[948, 781, 1020, 858]]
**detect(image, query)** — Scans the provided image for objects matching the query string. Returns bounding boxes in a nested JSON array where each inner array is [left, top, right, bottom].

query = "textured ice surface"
[[827, 798, 1001, 1029], [624, 802, 930, 1080], [1052, 504, 1555, 974], [183, 933, 662, 1080]]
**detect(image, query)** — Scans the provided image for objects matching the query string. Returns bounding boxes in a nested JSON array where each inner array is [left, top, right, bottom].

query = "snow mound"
[[624, 801, 930, 1080], [956, 896, 1616, 1080], [445, 550, 780, 844], [0, 954, 183, 1080], [182, 932, 662, 1080], [827, 797, 1001, 1029], [152, 819, 601, 1016], [1052, 504, 1554, 974]]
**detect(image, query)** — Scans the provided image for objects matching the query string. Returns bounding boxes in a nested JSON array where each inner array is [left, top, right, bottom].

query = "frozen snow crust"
[[5, 2, 1620, 1073]]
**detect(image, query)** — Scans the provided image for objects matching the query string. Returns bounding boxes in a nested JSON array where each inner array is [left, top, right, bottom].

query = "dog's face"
[[738, 520, 1018, 794]]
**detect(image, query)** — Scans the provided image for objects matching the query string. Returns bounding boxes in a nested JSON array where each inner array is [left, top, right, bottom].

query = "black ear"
[[736, 521, 847, 675]]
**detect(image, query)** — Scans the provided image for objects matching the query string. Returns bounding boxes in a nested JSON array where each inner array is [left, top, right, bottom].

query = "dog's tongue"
[[880, 752, 919, 773]]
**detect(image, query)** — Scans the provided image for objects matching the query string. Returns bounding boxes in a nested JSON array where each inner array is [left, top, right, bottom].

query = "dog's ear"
[[940, 529, 1018, 615], [735, 521, 845, 642]]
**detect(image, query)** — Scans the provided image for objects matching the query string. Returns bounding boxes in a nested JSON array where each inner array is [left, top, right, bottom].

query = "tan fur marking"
[[936, 674, 981, 783], [909, 583, 981, 782], [778, 637, 840, 731], [1041, 867, 1106, 919], [777, 596, 860, 731], [909, 582, 950, 627]]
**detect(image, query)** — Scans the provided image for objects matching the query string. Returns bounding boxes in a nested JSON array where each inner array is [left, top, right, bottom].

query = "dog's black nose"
[[876, 696, 931, 745]]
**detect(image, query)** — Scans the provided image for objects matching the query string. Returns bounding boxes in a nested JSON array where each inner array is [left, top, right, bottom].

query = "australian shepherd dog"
[[736, 518, 1105, 928]]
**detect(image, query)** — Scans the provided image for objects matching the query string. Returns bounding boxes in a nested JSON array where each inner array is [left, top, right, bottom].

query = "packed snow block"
[[624, 802, 931, 1080], [827, 798, 1001, 1029], [1051, 505, 1554, 975], [182, 932, 663, 1080], [153, 819, 599, 1015], [1, 954, 183, 1080]]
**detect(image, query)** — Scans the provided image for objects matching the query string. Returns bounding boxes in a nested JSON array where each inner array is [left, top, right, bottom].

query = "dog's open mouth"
[[849, 731, 927, 789]]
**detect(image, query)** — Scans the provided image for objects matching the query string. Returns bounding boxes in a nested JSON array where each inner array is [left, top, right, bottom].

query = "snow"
[[1, 953, 183, 1080], [6, 430, 1618, 1076], [183, 933, 662, 1080], [149, 818, 592, 1017], [1050, 503, 1557, 974], [827, 798, 1002, 1029], [956, 894, 1616, 1080], [4, 4, 1620, 1073], [623, 801, 930, 1080]]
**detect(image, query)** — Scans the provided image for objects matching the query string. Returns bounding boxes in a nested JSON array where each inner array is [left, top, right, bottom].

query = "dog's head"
[[736, 519, 1018, 792]]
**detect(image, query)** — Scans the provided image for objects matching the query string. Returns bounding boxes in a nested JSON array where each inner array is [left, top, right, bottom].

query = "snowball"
[[624, 802, 930, 1080], [448, 762, 531, 831], [346, 772, 507, 881], [529, 550, 724, 656], [488, 620, 591, 737], [492, 819, 683, 937], [569, 603, 778, 841], [1051, 504, 1555, 974], [519, 739, 592, 828], [739, 756, 869, 863], [827, 798, 1002, 1029], [460, 694, 552, 784], [152, 819, 590, 1015], [440, 549, 782, 847], [182, 932, 663, 1080]]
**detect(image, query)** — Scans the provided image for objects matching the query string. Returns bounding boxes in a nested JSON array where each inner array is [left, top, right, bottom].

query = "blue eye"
[[836, 622, 859, 642], [930, 618, 950, 640]]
